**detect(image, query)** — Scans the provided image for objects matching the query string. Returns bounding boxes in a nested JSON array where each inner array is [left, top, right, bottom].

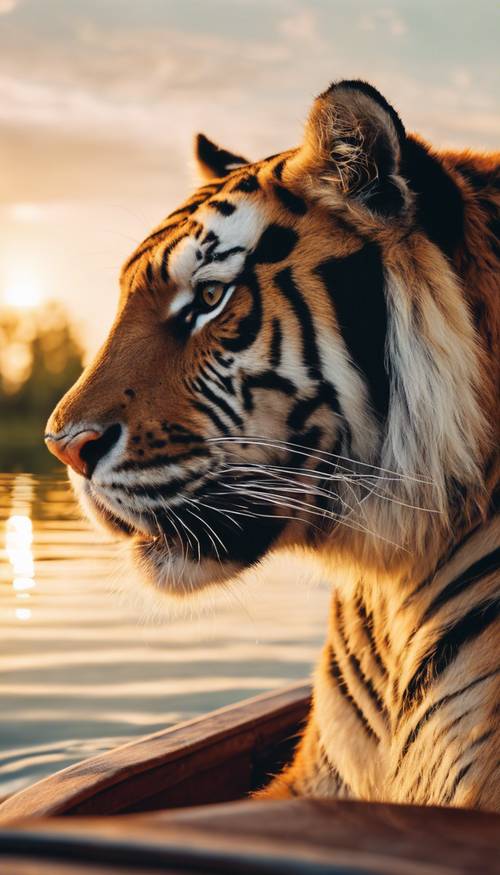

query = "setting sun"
[[2, 271, 43, 310]]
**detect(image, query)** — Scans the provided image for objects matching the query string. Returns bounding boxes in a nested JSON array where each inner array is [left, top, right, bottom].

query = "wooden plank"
[[0, 683, 310, 824], [0, 860, 179, 875], [1, 799, 499, 874]]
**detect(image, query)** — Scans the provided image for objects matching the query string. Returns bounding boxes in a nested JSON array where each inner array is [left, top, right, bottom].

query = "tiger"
[[45, 79, 499, 812]]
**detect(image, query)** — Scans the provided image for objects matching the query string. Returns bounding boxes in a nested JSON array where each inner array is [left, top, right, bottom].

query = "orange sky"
[[0, 0, 498, 357]]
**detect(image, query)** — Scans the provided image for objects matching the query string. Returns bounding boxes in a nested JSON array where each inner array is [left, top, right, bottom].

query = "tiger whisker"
[[185, 511, 223, 563], [174, 506, 202, 565], [150, 508, 171, 556], [226, 462, 411, 484], [218, 453, 442, 515], [203, 489, 327, 534], [243, 473, 442, 516], [361, 487, 444, 515], [208, 435, 435, 485], [187, 495, 244, 531], [162, 502, 190, 571], [220, 483, 409, 552], [183, 499, 228, 560]]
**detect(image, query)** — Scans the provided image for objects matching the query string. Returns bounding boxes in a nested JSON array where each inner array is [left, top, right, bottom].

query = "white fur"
[[169, 289, 194, 316]]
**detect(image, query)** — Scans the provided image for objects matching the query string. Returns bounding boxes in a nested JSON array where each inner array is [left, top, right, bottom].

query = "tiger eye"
[[201, 283, 225, 308]]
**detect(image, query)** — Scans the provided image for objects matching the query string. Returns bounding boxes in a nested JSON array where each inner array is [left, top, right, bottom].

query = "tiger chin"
[[46, 79, 499, 812]]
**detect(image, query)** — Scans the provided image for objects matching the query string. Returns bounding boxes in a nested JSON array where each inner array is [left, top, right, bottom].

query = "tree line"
[[0, 303, 84, 472]]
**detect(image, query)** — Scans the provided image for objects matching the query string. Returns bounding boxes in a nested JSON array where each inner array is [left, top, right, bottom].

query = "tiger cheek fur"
[[46, 80, 499, 811]]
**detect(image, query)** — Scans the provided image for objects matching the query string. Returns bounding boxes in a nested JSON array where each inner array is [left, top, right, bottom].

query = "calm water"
[[0, 473, 329, 798]]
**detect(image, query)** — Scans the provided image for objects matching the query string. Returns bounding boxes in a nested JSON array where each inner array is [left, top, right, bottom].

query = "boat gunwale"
[[0, 682, 311, 824]]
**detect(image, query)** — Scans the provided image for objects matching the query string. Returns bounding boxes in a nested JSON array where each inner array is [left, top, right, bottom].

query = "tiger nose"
[[44, 425, 122, 478]]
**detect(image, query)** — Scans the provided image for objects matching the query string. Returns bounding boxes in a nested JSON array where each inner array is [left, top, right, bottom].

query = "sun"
[[2, 271, 44, 309]]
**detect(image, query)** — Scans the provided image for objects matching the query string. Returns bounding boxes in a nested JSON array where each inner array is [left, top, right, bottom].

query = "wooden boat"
[[0, 682, 310, 821], [0, 682, 499, 874]]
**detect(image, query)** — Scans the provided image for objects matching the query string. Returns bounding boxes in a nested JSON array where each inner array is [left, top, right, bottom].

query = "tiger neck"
[[321, 507, 500, 697]]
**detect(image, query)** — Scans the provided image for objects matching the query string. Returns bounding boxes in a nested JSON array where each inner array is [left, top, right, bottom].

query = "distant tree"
[[0, 302, 85, 472]]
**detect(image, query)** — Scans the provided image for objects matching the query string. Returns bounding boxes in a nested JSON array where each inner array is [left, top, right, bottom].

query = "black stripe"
[[168, 432, 205, 444], [300, 447, 344, 526], [401, 599, 499, 713], [213, 350, 234, 368], [269, 317, 282, 368], [403, 136, 464, 258], [160, 233, 189, 282], [201, 229, 218, 246], [401, 521, 486, 608], [289, 426, 323, 462], [335, 599, 389, 725], [274, 267, 322, 380], [194, 378, 243, 428], [193, 400, 228, 434], [422, 547, 500, 624], [241, 371, 296, 412], [354, 590, 388, 678], [273, 184, 307, 216], [207, 199, 236, 216], [115, 447, 210, 472], [273, 158, 286, 181], [394, 669, 498, 775], [317, 742, 351, 794], [328, 645, 378, 742], [124, 243, 156, 279], [112, 471, 207, 501], [442, 730, 493, 804], [204, 361, 235, 395], [122, 223, 176, 273], [252, 224, 298, 265], [212, 245, 245, 263], [443, 762, 474, 805], [409, 708, 473, 802], [231, 174, 260, 193], [315, 243, 390, 420], [221, 268, 262, 353], [287, 383, 342, 431], [170, 422, 193, 432], [166, 199, 206, 220], [455, 161, 494, 192]]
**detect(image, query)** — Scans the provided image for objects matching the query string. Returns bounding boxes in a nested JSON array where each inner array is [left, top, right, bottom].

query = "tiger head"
[[45, 80, 490, 595]]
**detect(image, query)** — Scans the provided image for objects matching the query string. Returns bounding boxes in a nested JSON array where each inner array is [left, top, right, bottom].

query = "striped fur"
[[46, 80, 499, 811]]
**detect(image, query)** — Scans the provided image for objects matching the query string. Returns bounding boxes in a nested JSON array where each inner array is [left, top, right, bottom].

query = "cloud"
[[278, 8, 320, 44], [358, 7, 407, 38], [0, 1, 498, 355]]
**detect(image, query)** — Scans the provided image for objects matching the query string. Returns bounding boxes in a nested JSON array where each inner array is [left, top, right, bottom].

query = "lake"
[[0, 473, 330, 799]]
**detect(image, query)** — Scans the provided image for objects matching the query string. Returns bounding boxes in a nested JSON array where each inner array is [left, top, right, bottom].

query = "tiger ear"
[[291, 80, 411, 218], [194, 133, 249, 181]]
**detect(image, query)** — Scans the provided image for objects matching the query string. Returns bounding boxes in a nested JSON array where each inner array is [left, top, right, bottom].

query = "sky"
[[0, 0, 498, 356]]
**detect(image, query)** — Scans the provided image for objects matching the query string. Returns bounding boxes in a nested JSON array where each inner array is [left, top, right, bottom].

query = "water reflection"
[[0, 473, 329, 797], [5, 475, 36, 616], [14, 607, 32, 622]]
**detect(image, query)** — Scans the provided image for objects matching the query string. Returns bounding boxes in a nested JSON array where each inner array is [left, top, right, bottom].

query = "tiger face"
[[45, 80, 486, 595]]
